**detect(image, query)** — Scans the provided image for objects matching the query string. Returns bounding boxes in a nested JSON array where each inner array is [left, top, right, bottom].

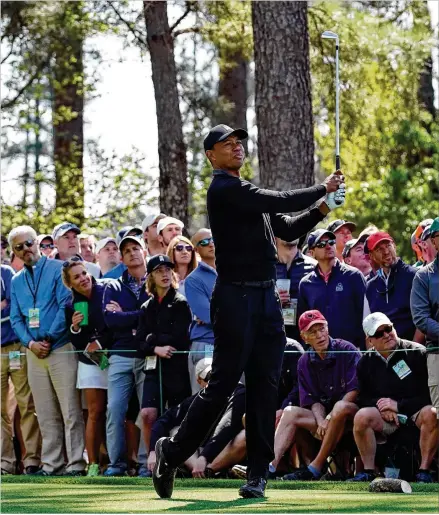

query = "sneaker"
[[230, 464, 247, 480], [239, 478, 267, 499], [87, 464, 100, 477], [416, 471, 433, 483], [103, 466, 127, 477], [152, 437, 176, 499], [138, 466, 152, 478], [347, 471, 377, 482], [64, 470, 86, 477], [34, 469, 53, 476], [283, 467, 320, 481], [24, 466, 41, 475]]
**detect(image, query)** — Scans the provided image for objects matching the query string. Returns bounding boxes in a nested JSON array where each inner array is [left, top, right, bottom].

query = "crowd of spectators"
[[1, 213, 438, 482]]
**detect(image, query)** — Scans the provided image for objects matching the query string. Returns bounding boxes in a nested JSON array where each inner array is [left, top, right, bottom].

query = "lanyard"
[[24, 258, 47, 308]]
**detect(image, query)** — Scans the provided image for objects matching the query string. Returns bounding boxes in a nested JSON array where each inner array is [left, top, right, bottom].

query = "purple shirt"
[[298, 338, 361, 409]]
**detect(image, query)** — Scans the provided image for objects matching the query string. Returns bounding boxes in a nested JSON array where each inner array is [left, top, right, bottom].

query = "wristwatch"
[[325, 413, 332, 421]]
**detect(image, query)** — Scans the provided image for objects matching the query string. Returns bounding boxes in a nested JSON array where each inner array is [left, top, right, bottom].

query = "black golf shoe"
[[153, 437, 177, 499], [238, 477, 267, 498]]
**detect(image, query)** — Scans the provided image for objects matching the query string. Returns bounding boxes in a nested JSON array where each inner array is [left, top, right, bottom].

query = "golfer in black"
[[153, 124, 346, 499]]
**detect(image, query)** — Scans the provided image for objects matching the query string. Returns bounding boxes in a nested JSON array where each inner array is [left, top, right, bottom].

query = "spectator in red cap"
[[326, 219, 356, 262], [365, 232, 421, 342], [271, 310, 360, 481]]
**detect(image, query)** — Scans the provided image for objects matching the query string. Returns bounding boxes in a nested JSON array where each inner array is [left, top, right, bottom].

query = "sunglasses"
[[62, 256, 82, 268], [314, 239, 336, 249], [174, 244, 193, 252], [372, 325, 393, 338], [40, 243, 55, 250], [13, 239, 35, 252], [197, 237, 214, 247]]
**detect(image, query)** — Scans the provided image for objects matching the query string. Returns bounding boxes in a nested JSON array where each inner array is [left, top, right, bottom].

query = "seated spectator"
[[418, 224, 436, 266], [342, 235, 371, 277], [166, 236, 197, 297], [326, 219, 356, 262], [136, 255, 192, 464], [142, 213, 166, 257], [37, 235, 55, 258], [1, 264, 41, 475], [156, 217, 184, 249], [276, 237, 316, 341], [79, 234, 97, 264], [349, 312, 437, 483], [186, 229, 217, 394], [9, 226, 85, 476], [364, 232, 419, 341], [103, 234, 149, 477], [95, 238, 121, 277], [298, 229, 368, 350], [1, 235, 9, 264], [63, 258, 112, 477], [52, 222, 100, 279], [272, 311, 360, 480]]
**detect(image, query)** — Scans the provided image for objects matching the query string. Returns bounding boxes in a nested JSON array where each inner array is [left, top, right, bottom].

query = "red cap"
[[298, 310, 327, 333], [366, 231, 394, 252]]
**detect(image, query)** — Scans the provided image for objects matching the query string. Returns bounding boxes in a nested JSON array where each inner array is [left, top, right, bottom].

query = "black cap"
[[146, 254, 175, 275], [204, 124, 248, 152], [307, 229, 336, 249], [327, 219, 356, 234]]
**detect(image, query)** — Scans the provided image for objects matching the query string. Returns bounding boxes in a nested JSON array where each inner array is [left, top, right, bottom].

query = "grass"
[[1, 477, 438, 513]]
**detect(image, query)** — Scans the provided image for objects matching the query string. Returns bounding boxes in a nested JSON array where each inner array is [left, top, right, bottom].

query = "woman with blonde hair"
[[166, 236, 197, 297]]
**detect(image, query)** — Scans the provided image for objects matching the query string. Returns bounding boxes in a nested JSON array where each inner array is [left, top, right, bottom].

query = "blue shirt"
[[10, 256, 71, 349], [1, 265, 18, 345], [103, 263, 127, 279], [185, 261, 217, 344]]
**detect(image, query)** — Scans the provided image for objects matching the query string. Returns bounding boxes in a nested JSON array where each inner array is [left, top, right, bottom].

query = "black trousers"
[[163, 282, 286, 479]]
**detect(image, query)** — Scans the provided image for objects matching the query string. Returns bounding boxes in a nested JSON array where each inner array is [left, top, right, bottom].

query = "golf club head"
[[322, 30, 339, 41]]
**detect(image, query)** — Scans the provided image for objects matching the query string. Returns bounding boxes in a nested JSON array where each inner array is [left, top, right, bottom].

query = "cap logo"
[[159, 256, 164, 261], [336, 282, 343, 292]]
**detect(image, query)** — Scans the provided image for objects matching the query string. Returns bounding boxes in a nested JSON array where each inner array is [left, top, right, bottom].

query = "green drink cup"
[[74, 301, 89, 326]]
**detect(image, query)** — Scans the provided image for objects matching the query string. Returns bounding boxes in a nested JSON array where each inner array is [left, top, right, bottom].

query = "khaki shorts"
[[427, 354, 439, 419], [378, 410, 420, 443]]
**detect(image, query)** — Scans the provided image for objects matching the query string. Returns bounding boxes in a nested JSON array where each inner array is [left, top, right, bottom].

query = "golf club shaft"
[[335, 41, 342, 204]]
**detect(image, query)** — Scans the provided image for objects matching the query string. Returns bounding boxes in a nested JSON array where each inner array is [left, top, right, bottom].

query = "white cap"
[[195, 358, 212, 380], [156, 216, 184, 235], [363, 312, 392, 337], [95, 237, 118, 254], [141, 213, 166, 232]]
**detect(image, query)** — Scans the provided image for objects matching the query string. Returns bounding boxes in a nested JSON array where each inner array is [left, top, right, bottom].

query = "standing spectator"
[[156, 217, 184, 249], [365, 232, 418, 341], [326, 219, 356, 262], [102, 234, 149, 476], [1, 264, 41, 475], [411, 219, 434, 267], [9, 226, 85, 476], [79, 234, 97, 264], [358, 225, 380, 279], [298, 229, 368, 350], [276, 237, 316, 341], [63, 259, 111, 477], [349, 313, 436, 483], [37, 235, 55, 258], [142, 213, 166, 256], [185, 229, 217, 394], [9, 253, 24, 273], [1, 235, 9, 264], [52, 222, 100, 279], [342, 235, 371, 277], [136, 255, 192, 468], [95, 238, 120, 277], [411, 216, 439, 427], [417, 224, 437, 266], [272, 311, 360, 480], [166, 236, 197, 297]]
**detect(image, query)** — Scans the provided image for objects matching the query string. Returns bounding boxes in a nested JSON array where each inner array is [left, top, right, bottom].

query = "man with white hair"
[[9, 226, 85, 476], [156, 217, 184, 249], [142, 213, 166, 257]]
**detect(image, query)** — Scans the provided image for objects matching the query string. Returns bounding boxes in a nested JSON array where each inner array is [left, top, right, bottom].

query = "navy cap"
[[307, 229, 336, 249], [327, 219, 356, 234], [204, 124, 248, 152], [116, 226, 142, 246], [52, 222, 81, 241], [147, 254, 175, 275]]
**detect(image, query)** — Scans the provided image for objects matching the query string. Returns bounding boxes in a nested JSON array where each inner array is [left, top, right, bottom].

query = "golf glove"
[[325, 183, 346, 210]]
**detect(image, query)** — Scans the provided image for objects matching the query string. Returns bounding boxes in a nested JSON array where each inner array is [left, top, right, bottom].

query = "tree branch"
[[173, 26, 200, 38], [169, 1, 194, 34], [108, 1, 147, 48]]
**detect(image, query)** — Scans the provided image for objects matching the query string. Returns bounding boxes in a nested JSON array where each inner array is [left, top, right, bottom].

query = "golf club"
[[322, 30, 342, 204]]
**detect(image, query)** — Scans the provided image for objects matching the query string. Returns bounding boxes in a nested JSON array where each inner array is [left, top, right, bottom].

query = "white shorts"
[[76, 361, 108, 390]]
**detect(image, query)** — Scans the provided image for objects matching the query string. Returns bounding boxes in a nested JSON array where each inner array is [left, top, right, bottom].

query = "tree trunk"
[[252, 1, 314, 191], [144, 0, 189, 227], [52, 1, 85, 225], [217, 50, 248, 152]]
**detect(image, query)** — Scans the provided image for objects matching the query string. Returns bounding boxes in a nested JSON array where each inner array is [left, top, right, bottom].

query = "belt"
[[230, 280, 275, 288]]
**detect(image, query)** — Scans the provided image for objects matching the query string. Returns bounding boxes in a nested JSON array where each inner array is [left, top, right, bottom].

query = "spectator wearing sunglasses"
[[166, 236, 197, 298], [349, 312, 436, 483], [185, 229, 217, 394], [37, 234, 55, 258], [298, 229, 368, 350], [8, 225, 86, 476], [410, 216, 439, 428], [364, 232, 420, 342]]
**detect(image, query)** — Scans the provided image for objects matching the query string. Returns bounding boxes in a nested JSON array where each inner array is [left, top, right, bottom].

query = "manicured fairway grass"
[[1, 477, 438, 513]]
